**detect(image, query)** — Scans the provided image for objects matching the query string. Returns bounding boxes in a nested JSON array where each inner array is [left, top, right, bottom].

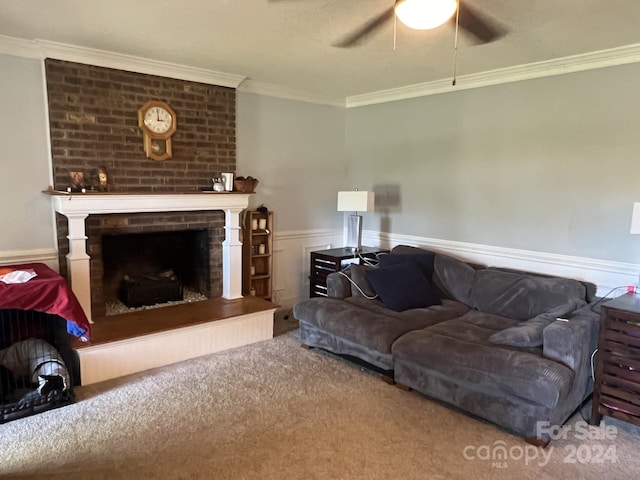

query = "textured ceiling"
[[1, 0, 640, 102]]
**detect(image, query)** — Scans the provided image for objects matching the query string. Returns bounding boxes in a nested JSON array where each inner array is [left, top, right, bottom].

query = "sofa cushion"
[[392, 312, 575, 408], [365, 262, 441, 312], [432, 254, 477, 305], [347, 297, 470, 323], [293, 297, 460, 355], [489, 301, 582, 348], [348, 264, 377, 299], [470, 269, 587, 321]]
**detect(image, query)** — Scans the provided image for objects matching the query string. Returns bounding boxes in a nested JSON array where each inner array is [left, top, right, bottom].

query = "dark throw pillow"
[[365, 262, 441, 312], [378, 252, 436, 281]]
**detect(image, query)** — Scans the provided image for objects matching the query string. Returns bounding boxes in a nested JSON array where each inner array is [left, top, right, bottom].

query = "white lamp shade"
[[394, 0, 457, 31], [337, 191, 375, 212], [631, 202, 640, 234]]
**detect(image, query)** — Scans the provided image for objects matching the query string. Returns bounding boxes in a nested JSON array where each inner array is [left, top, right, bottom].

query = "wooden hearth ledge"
[[72, 297, 276, 385]]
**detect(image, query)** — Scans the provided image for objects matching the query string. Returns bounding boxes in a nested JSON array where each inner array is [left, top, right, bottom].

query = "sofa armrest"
[[542, 307, 599, 372], [326, 271, 352, 300]]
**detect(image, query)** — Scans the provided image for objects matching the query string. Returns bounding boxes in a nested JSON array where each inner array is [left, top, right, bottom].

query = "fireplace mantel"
[[45, 190, 251, 322], [46, 190, 251, 215]]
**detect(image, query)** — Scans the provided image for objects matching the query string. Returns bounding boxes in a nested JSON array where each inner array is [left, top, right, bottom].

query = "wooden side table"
[[591, 292, 640, 427], [309, 247, 388, 298]]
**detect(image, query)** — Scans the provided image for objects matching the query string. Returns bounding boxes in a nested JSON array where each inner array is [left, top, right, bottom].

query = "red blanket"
[[0, 263, 90, 341]]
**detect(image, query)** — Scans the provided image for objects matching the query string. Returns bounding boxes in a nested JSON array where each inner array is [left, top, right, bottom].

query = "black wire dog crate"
[[0, 309, 78, 423]]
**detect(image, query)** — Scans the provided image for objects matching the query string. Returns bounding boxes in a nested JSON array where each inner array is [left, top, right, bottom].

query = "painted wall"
[[236, 92, 346, 306], [2, 48, 639, 301], [0, 54, 55, 259], [237, 92, 348, 233], [346, 62, 640, 265]]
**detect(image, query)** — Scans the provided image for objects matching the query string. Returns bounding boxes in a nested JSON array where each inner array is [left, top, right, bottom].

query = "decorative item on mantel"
[[98, 166, 109, 192], [221, 172, 234, 191], [234, 176, 259, 193], [212, 175, 225, 192], [68, 171, 86, 193]]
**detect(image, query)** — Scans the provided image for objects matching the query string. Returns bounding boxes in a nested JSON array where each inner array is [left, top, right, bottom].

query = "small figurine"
[[98, 166, 108, 192], [69, 171, 86, 192], [212, 176, 225, 192]]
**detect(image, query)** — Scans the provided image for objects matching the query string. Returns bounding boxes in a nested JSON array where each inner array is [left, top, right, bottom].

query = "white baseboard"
[[0, 248, 59, 271]]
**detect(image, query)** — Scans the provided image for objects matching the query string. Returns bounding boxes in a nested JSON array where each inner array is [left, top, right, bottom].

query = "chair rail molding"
[[363, 230, 639, 297], [0, 248, 59, 270]]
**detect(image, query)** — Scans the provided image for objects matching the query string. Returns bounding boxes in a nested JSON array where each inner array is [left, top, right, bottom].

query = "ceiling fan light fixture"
[[394, 0, 458, 31]]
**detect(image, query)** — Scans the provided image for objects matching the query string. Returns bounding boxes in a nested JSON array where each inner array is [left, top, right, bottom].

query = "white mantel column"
[[222, 207, 244, 299], [66, 213, 93, 322]]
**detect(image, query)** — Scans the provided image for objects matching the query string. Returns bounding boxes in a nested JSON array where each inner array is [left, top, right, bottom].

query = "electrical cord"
[[337, 269, 378, 300], [574, 350, 600, 423], [589, 286, 629, 313], [357, 251, 388, 267], [567, 286, 627, 423]]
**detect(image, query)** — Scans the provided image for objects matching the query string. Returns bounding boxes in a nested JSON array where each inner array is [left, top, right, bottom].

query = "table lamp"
[[337, 190, 375, 251], [631, 202, 640, 234]]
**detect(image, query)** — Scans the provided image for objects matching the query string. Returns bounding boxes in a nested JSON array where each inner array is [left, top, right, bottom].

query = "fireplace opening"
[[102, 229, 210, 315]]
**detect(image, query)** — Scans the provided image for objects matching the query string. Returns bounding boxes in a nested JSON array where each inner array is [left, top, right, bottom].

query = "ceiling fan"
[[271, 0, 506, 48], [335, 0, 506, 47]]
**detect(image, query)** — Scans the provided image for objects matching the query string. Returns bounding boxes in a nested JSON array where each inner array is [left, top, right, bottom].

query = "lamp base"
[[346, 214, 363, 251]]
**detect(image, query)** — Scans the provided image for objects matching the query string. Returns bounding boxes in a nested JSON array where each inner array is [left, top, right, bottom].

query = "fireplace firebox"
[[102, 229, 209, 310]]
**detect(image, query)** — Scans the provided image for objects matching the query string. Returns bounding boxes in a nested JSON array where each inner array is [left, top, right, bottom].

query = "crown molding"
[[0, 35, 246, 88], [0, 34, 41, 59], [346, 43, 640, 108], [4, 34, 640, 107], [238, 79, 345, 107]]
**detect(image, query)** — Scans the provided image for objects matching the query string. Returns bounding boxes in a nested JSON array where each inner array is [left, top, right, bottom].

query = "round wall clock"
[[137, 100, 177, 161]]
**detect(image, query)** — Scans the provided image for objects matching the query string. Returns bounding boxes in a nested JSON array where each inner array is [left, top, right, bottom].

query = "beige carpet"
[[1, 329, 639, 480]]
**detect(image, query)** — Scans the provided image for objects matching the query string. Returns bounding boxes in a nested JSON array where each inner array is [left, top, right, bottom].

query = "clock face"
[[143, 106, 173, 134]]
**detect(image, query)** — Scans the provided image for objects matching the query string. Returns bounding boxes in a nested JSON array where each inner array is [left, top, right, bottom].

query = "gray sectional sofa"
[[293, 245, 600, 444]]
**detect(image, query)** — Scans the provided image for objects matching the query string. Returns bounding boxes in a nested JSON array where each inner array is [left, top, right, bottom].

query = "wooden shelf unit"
[[243, 210, 273, 301], [591, 292, 640, 428]]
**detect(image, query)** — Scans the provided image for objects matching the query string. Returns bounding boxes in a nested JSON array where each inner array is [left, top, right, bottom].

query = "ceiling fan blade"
[[333, 7, 395, 48], [454, 2, 506, 44]]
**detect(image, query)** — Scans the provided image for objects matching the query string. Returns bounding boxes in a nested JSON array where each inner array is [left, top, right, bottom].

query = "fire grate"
[[118, 271, 183, 308]]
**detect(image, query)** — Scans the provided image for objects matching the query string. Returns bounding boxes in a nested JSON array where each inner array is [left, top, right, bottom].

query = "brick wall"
[[45, 58, 236, 192], [46, 60, 236, 313]]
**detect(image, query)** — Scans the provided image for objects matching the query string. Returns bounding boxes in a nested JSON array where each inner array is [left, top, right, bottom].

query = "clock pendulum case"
[[137, 100, 177, 161]]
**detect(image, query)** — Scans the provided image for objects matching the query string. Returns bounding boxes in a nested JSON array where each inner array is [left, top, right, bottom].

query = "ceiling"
[[2, 0, 640, 103]]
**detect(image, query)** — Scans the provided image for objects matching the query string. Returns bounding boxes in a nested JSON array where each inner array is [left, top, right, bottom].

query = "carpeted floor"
[[1, 328, 639, 480]]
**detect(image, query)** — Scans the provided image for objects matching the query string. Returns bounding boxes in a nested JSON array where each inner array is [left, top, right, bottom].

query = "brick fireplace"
[[41, 59, 275, 386], [48, 192, 249, 322], [44, 59, 241, 321]]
